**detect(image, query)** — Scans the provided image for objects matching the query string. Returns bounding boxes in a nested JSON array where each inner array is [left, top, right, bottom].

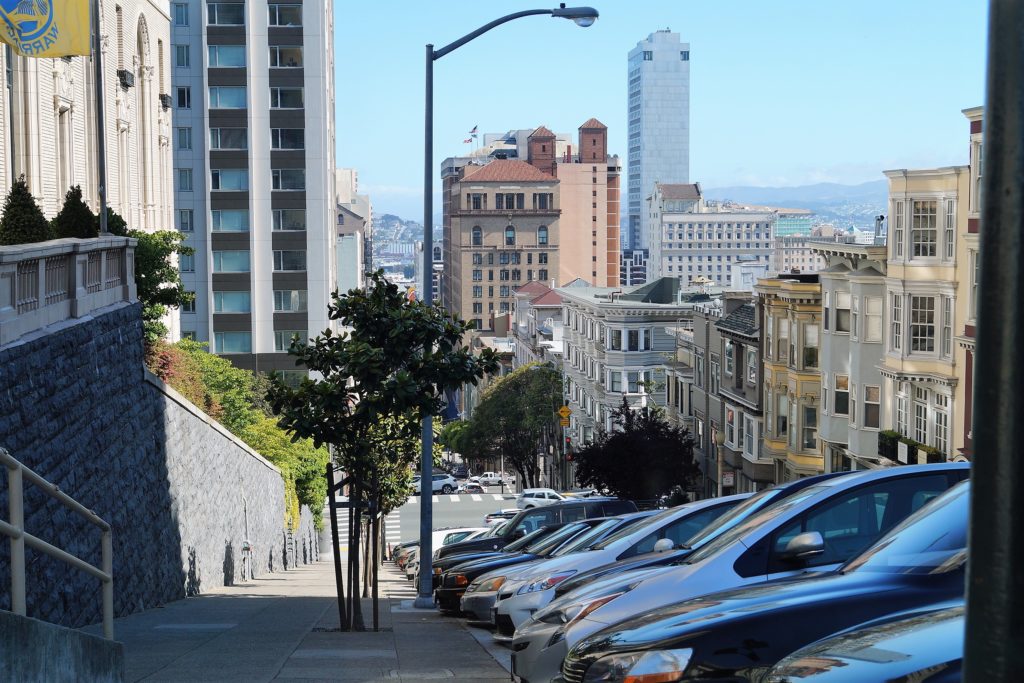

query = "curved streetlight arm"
[[433, 9, 555, 60]]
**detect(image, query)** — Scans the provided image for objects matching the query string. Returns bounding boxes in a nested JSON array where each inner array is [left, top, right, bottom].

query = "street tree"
[[573, 397, 700, 501], [131, 229, 195, 343], [266, 270, 498, 628], [462, 363, 562, 488]]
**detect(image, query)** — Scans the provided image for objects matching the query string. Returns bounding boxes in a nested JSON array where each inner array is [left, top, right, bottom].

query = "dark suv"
[[435, 498, 638, 560]]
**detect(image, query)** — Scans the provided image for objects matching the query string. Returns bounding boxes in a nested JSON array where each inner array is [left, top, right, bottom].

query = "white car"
[[516, 488, 566, 508], [477, 471, 514, 486], [412, 473, 458, 494]]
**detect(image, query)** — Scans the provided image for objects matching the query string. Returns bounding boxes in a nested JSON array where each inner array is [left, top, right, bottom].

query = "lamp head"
[[551, 5, 599, 27]]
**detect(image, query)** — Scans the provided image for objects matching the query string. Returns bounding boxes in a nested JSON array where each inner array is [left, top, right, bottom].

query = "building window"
[[835, 291, 851, 333], [891, 294, 903, 352], [864, 385, 880, 429], [268, 4, 302, 26], [209, 86, 246, 109], [505, 225, 516, 246], [176, 86, 191, 109], [211, 209, 249, 232], [680, 50, 689, 60], [642, 50, 652, 60], [178, 209, 194, 232], [272, 169, 305, 190], [802, 406, 818, 450], [269, 45, 303, 67], [609, 329, 622, 350], [865, 297, 882, 342], [710, 357, 720, 394], [472, 286, 482, 297], [213, 290, 251, 313], [914, 388, 928, 444], [208, 45, 246, 67], [178, 253, 195, 272], [935, 394, 949, 456], [273, 208, 305, 230], [212, 250, 249, 272], [609, 371, 622, 392], [472, 253, 482, 266], [911, 200, 937, 258], [745, 347, 757, 384], [472, 302, 482, 314], [270, 87, 304, 109], [777, 318, 789, 363], [724, 339, 734, 376], [273, 289, 307, 312], [175, 127, 192, 150], [726, 408, 736, 445], [177, 168, 193, 191], [944, 199, 956, 260], [273, 250, 306, 271], [471, 226, 482, 246], [207, 3, 245, 25], [215, 331, 251, 354], [777, 394, 788, 437], [834, 374, 849, 415], [209, 128, 247, 149], [271, 128, 305, 149], [471, 269, 482, 281], [538, 225, 548, 245], [274, 330, 306, 352], [174, 44, 189, 67], [173, 2, 188, 25], [969, 251, 979, 321], [909, 295, 936, 353], [539, 252, 548, 264], [211, 168, 248, 191], [181, 294, 195, 313], [893, 200, 904, 259], [803, 324, 819, 369]]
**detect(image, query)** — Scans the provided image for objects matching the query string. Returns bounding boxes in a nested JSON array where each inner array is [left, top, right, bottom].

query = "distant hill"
[[704, 180, 888, 229]]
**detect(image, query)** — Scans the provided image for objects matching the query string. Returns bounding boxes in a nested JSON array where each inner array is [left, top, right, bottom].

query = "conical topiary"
[[0, 176, 50, 245], [52, 185, 98, 239], [94, 206, 128, 236]]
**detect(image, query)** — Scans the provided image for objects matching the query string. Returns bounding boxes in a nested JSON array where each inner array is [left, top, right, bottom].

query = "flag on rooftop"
[[469, 125, 478, 134], [0, 0, 91, 57], [463, 138, 472, 143]]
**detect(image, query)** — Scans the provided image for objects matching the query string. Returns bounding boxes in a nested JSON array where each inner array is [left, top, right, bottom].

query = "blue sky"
[[335, 1, 989, 219]]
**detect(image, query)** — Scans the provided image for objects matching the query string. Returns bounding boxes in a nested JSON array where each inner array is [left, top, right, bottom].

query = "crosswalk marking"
[[492, 494, 505, 501], [471, 494, 482, 502], [449, 495, 460, 502]]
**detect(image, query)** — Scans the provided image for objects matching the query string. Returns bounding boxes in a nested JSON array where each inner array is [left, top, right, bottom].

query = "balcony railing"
[[0, 236, 137, 347], [450, 207, 561, 217]]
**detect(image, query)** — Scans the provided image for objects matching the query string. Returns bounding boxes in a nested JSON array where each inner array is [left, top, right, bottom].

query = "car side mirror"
[[653, 538, 674, 553], [779, 531, 825, 562], [512, 529, 526, 540]]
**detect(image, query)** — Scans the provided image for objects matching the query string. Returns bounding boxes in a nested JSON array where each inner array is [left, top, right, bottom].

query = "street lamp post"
[[415, 5, 599, 608], [714, 430, 726, 499]]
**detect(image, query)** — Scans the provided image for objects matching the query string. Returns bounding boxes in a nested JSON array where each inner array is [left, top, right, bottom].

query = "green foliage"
[[267, 270, 499, 513], [438, 420, 471, 457], [0, 176, 50, 245], [459, 363, 562, 487], [131, 230, 195, 343], [96, 207, 129, 236], [147, 339, 329, 529], [573, 397, 700, 501], [52, 186, 97, 239]]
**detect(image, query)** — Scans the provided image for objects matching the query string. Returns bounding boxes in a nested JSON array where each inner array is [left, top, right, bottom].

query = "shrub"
[[94, 207, 128, 236], [0, 176, 50, 245], [52, 186, 97, 239]]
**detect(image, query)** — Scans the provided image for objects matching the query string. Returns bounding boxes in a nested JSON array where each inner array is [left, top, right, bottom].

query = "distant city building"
[[620, 248, 649, 286], [771, 226, 850, 275], [774, 211, 816, 236], [511, 281, 564, 368], [173, 0, 337, 379], [647, 183, 775, 286], [627, 30, 691, 261], [336, 169, 370, 293]]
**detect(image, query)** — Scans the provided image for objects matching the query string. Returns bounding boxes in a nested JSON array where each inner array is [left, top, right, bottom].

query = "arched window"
[[538, 225, 548, 246], [505, 225, 516, 246], [471, 226, 482, 246]]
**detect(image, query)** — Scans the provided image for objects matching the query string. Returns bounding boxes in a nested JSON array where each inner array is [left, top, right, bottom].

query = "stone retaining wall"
[[0, 301, 318, 628]]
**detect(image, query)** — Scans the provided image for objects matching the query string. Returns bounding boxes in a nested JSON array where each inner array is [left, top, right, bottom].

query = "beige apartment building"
[[879, 162, 967, 462]]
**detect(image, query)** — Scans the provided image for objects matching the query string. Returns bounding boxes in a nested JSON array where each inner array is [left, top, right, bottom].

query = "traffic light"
[[564, 436, 572, 448]]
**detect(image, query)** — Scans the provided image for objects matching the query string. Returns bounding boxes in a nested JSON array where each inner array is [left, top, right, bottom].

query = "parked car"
[[436, 498, 639, 560], [478, 471, 515, 486], [485, 508, 520, 525], [559, 480, 971, 683], [489, 494, 749, 637], [412, 472, 458, 494], [765, 603, 964, 683], [517, 488, 567, 508], [549, 471, 853, 602], [451, 464, 469, 479], [511, 463, 968, 683], [458, 481, 486, 494], [453, 512, 659, 620]]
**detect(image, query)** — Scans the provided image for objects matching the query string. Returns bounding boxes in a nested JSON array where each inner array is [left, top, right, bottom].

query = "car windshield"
[[552, 518, 620, 555], [843, 482, 969, 575], [528, 523, 590, 555], [683, 485, 829, 564], [590, 507, 682, 550], [681, 486, 782, 549], [504, 526, 550, 551]]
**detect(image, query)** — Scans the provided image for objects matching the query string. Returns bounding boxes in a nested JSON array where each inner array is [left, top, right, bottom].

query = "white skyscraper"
[[626, 30, 690, 279]]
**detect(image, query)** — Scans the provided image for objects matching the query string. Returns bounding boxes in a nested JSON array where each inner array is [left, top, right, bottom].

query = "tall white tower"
[[626, 30, 690, 273]]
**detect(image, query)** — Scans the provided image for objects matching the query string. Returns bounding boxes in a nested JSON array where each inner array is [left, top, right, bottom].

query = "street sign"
[[558, 406, 571, 418], [559, 417, 570, 426]]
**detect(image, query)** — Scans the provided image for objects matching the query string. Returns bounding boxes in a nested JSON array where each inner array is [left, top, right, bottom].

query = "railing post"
[[8, 463, 25, 616], [101, 529, 113, 640]]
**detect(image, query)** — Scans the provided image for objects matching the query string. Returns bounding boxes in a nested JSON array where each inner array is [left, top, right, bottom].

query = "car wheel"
[[441, 485, 454, 494]]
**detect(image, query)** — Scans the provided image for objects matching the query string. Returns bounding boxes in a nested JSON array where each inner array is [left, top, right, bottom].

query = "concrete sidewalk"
[[94, 551, 512, 682]]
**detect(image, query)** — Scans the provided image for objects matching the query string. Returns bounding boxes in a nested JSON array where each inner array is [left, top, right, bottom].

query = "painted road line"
[[449, 495, 460, 502], [471, 494, 482, 502], [492, 494, 504, 501], [432, 495, 439, 504]]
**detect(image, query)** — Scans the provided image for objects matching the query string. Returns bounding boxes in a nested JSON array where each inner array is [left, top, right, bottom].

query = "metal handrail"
[[0, 447, 113, 639]]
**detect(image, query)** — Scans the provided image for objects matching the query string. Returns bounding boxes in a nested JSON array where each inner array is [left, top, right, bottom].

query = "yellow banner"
[[0, 0, 91, 57]]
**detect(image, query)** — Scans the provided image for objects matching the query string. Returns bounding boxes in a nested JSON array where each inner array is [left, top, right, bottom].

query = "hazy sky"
[[335, 1, 989, 219]]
